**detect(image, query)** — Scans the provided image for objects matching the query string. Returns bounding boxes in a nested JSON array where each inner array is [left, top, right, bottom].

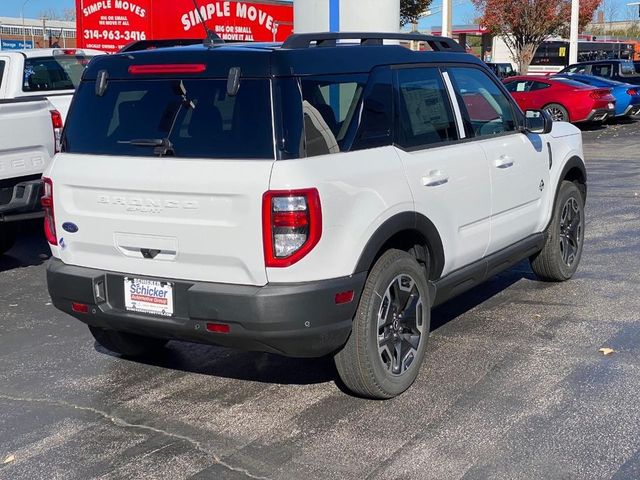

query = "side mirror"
[[524, 109, 553, 134]]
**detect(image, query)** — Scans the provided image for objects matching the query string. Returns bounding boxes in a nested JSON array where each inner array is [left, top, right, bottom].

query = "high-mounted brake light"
[[50, 110, 63, 154], [41, 177, 57, 246], [128, 64, 207, 75], [53, 48, 83, 56], [263, 189, 322, 268]]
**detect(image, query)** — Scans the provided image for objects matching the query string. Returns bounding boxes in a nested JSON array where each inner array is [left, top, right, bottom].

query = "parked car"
[[558, 59, 640, 86], [486, 62, 517, 79], [0, 98, 61, 254], [0, 48, 104, 120], [504, 75, 616, 122], [44, 32, 587, 399], [554, 73, 640, 118]]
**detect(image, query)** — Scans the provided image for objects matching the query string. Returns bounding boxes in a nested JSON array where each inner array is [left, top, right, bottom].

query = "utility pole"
[[21, 0, 32, 47], [442, 0, 452, 37], [569, 0, 580, 65]]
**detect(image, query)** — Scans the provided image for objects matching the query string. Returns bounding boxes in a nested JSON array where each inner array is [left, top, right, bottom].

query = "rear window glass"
[[620, 62, 636, 75], [63, 78, 274, 159], [23, 55, 94, 92]]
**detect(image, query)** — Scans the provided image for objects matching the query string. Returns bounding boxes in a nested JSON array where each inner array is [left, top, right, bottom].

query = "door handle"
[[494, 155, 514, 169], [422, 171, 449, 187]]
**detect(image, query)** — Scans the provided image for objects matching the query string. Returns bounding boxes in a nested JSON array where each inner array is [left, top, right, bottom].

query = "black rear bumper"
[[0, 176, 43, 222], [46, 258, 365, 358]]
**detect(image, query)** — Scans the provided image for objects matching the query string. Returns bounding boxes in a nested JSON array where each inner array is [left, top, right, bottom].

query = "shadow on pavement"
[[0, 220, 50, 273], [95, 261, 537, 388]]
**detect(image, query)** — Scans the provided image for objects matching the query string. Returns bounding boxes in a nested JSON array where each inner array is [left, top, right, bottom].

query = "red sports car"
[[503, 75, 616, 123]]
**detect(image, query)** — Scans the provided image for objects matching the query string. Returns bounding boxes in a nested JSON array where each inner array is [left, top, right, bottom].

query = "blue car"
[[555, 73, 640, 118]]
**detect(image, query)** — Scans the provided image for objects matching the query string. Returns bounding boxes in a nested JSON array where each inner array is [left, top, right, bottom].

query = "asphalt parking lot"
[[1, 121, 640, 480]]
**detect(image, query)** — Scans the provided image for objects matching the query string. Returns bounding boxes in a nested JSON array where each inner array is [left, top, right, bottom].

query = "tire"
[[0, 223, 17, 255], [89, 326, 168, 357], [530, 181, 585, 281], [334, 249, 431, 399], [544, 103, 570, 123]]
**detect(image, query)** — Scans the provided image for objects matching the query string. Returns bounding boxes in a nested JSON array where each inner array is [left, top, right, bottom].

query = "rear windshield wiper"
[[118, 80, 194, 157], [118, 137, 174, 155]]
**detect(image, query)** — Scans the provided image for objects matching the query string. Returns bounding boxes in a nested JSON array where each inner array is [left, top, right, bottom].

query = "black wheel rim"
[[545, 106, 566, 122], [377, 274, 424, 377], [559, 197, 582, 267]]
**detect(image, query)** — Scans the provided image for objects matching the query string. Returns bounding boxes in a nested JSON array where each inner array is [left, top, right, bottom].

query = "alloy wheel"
[[377, 274, 425, 376], [559, 197, 582, 267], [545, 106, 566, 122]]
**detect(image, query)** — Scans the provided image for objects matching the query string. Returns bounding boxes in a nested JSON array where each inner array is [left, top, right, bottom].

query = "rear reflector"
[[71, 302, 89, 313], [335, 290, 354, 304], [206, 323, 230, 334], [128, 64, 206, 75]]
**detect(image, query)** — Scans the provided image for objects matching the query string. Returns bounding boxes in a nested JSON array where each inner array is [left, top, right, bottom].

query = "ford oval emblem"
[[62, 222, 79, 233]]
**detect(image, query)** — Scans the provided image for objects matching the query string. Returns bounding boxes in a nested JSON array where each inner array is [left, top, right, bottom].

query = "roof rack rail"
[[281, 32, 464, 52], [119, 36, 223, 53]]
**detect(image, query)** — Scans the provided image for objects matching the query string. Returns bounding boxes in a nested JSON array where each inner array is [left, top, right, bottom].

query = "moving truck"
[[76, 0, 294, 53]]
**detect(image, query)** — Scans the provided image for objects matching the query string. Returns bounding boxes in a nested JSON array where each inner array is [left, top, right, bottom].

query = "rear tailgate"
[[0, 99, 54, 181], [51, 66, 277, 286], [49, 153, 273, 286]]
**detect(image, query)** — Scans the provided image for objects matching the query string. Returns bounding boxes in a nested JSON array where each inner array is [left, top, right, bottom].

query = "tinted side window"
[[352, 68, 393, 151], [530, 81, 550, 91], [504, 80, 530, 93], [448, 67, 516, 137], [0, 61, 5, 90], [300, 74, 367, 157], [592, 64, 613, 77], [395, 67, 458, 149]]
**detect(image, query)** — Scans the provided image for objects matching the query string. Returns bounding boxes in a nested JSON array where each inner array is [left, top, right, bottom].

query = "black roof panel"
[[84, 40, 484, 80]]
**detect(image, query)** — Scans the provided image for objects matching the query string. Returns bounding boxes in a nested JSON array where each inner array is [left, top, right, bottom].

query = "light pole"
[[21, 0, 32, 48], [442, 0, 452, 37], [569, 0, 579, 65]]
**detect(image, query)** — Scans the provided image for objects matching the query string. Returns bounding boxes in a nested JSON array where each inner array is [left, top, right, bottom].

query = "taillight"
[[50, 110, 63, 153], [41, 177, 57, 245], [627, 89, 638, 96], [262, 188, 322, 268], [589, 88, 611, 99]]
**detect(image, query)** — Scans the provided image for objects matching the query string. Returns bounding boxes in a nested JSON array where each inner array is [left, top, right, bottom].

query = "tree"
[[472, 0, 601, 74], [39, 8, 76, 21], [401, 0, 433, 27]]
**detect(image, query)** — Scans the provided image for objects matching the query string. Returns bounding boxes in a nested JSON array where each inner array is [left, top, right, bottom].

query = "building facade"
[[0, 17, 77, 50]]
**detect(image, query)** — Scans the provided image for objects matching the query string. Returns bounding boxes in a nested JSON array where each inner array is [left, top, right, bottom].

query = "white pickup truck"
[[0, 97, 61, 254], [0, 48, 104, 120]]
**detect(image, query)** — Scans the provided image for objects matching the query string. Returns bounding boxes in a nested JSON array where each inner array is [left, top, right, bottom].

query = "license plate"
[[608, 103, 615, 109], [124, 278, 174, 317]]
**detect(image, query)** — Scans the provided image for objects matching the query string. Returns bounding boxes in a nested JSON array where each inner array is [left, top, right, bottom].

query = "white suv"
[[44, 33, 586, 399]]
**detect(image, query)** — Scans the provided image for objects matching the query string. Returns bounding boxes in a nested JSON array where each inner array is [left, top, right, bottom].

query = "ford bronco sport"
[[44, 33, 586, 399]]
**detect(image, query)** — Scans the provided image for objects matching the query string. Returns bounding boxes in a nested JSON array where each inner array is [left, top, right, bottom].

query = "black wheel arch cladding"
[[353, 212, 445, 280]]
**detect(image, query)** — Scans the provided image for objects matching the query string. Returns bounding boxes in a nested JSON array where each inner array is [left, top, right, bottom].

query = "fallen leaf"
[[599, 347, 615, 356], [3, 455, 15, 464]]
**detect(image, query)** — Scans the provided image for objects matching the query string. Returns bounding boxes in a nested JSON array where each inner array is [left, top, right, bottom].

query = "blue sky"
[[0, 0, 633, 27], [0, 0, 75, 18]]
